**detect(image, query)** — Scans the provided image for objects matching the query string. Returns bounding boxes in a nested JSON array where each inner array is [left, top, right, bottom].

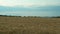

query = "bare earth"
[[0, 16, 60, 34]]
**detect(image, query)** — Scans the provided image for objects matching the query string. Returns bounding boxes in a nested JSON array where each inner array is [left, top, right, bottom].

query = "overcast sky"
[[0, 0, 60, 16], [0, 0, 60, 6]]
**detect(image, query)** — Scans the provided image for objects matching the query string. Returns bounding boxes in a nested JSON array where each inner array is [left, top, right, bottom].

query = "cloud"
[[0, 11, 52, 16], [1, 10, 59, 16], [0, 0, 60, 7], [0, 5, 60, 16], [0, 0, 60, 16], [0, 6, 60, 11]]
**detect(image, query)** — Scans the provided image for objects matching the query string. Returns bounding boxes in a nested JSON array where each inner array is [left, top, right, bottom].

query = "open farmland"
[[0, 16, 60, 34]]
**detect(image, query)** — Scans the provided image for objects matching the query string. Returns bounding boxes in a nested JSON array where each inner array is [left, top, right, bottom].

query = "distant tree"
[[52, 16, 60, 18], [19, 16, 21, 17], [56, 16, 60, 18], [34, 16, 37, 18], [0, 15, 7, 16], [24, 16, 26, 17], [0, 15, 3, 16]]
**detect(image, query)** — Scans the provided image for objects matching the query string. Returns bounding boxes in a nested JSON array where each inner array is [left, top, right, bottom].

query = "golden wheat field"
[[0, 16, 60, 34]]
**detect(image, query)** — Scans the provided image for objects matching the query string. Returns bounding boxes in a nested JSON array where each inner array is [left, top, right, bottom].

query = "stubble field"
[[0, 16, 60, 34]]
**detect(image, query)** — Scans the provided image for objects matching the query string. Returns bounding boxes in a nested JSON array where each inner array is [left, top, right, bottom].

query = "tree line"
[[0, 15, 60, 18]]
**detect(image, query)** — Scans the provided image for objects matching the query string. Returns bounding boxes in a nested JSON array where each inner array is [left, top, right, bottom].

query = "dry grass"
[[0, 16, 60, 34]]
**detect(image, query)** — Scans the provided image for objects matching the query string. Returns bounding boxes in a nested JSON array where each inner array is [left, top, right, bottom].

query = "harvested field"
[[0, 16, 60, 34]]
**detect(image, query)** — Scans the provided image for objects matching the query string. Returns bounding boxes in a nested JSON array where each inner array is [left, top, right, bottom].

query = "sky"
[[0, 0, 60, 17]]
